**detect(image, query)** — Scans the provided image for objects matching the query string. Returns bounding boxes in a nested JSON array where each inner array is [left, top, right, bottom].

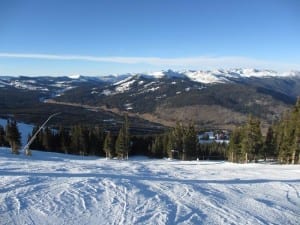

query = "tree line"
[[1, 116, 227, 160], [151, 122, 227, 160], [27, 114, 131, 159], [1, 99, 299, 164], [227, 98, 300, 164], [0, 114, 132, 159]]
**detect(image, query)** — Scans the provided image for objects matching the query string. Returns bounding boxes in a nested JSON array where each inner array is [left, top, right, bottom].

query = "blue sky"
[[0, 0, 299, 76]]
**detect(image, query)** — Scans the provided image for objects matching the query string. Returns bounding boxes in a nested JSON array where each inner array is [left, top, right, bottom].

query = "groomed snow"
[[0, 148, 299, 225]]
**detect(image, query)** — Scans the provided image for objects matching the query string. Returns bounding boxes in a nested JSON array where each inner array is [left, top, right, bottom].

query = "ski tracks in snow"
[[0, 150, 300, 225]]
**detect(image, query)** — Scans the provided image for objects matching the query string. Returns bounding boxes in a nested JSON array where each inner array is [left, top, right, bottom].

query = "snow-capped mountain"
[[1, 69, 298, 92], [144, 68, 298, 84], [1, 68, 300, 130], [94, 69, 299, 97]]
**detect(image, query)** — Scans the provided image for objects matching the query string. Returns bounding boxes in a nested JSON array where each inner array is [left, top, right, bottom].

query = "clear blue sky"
[[0, 0, 299, 76]]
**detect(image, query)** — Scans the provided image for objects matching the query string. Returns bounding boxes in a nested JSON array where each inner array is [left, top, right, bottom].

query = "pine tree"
[[59, 126, 70, 154], [162, 134, 169, 157], [104, 131, 114, 159], [0, 125, 8, 147], [42, 127, 52, 150], [281, 114, 295, 163], [93, 125, 104, 156], [167, 131, 176, 159], [88, 128, 97, 156], [70, 125, 81, 155], [115, 114, 130, 159], [290, 98, 300, 164], [173, 122, 184, 158], [5, 120, 21, 154], [123, 114, 130, 158], [79, 125, 89, 156], [182, 123, 198, 160], [274, 119, 285, 163], [242, 116, 263, 162], [263, 126, 276, 161], [151, 135, 164, 158], [294, 116, 300, 164], [115, 127, 126, 159], [227, 127, 243, 162]]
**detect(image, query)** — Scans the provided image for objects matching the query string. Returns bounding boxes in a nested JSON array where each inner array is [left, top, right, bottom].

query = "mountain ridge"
[[1, 68, 300, 131]]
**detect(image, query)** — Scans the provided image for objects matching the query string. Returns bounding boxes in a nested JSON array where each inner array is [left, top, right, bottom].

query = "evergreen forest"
[[1, 100, 299, 164]]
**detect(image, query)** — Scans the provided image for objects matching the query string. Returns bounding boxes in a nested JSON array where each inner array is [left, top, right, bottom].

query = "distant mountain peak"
[[128, 68, 300, 84], [68, 74, 82, 79]]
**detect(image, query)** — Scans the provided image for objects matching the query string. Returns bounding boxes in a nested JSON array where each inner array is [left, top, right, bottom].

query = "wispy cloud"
[[0, 52, 298, 71]]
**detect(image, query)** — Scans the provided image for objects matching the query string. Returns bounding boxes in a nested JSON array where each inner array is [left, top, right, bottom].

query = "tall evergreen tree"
[[59, 125, 70, 154], [167, 131, 176, 159], [42, 127, 52, 150], [263, 126, 276, 161], [115, 114, 130, 159], [294, 115, 300, 164], [162, 134, 169, 157], [115, 127, 126, 159], [182, 123, 198, 160], [227, 127, 243, 162], [5, 120, 21, 154], [173, 122, 184, 158], [93, 125, 104, 156], [290, 98, 300, 164], [151, 135, 164, 158], [279, 113, 295, 163], [0, 125, 8, 147], [28, 126, 44, 150], [104, 131, 114, 159], [88, 128, 97, 156], [70, 125, 81, 155], [79, 125, 89, 156], [123, 114, 130, 158], [242, 116, 263, 162]]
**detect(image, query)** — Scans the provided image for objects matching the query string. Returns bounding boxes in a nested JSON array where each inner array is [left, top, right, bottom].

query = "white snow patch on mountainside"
[[0, 149, 299, 225], [68, 74, 82, 79], [147, 71, 165, 78], [115, 79, 136, 93], [103, 68, 300, 96], [184, 70, 227, 84], [141, 68, 299, 84]]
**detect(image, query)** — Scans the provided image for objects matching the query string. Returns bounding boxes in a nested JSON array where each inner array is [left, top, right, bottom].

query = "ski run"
[[0, 148, 299, 225]]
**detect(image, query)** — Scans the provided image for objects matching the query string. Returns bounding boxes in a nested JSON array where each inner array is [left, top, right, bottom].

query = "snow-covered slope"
[[1, 69, 298, 92], [106, 68, 299, 94], [101, 69, 300, 96], [1, 148, 299, 225], [148, 68, 298, 84]]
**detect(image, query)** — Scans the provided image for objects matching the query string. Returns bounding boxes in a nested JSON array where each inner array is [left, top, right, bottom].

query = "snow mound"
[[0, 149, 299, 225]]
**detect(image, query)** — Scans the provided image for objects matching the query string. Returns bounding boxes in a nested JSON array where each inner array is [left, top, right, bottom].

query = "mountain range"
[[1, 69, 300, 132]]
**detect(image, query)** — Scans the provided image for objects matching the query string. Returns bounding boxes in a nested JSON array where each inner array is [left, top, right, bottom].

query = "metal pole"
[[23, 112, 60, 156]]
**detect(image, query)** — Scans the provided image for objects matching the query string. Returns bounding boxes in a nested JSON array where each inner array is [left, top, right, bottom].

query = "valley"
[[1, 69, 299, 132]]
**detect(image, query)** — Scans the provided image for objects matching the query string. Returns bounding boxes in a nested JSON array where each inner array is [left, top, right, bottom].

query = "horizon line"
[[0, 52, 299, 75]]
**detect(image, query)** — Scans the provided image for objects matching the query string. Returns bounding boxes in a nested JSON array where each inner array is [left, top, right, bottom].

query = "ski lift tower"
[[23, 112, 60, 156]]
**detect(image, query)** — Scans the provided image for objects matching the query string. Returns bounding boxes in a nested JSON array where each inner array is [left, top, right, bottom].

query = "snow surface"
[[115, 79, 136, 93], [0, 148, 299, 225]]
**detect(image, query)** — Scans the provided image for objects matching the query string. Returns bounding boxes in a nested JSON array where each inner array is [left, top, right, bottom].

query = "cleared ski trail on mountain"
[[0, 148, 299, 225]]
